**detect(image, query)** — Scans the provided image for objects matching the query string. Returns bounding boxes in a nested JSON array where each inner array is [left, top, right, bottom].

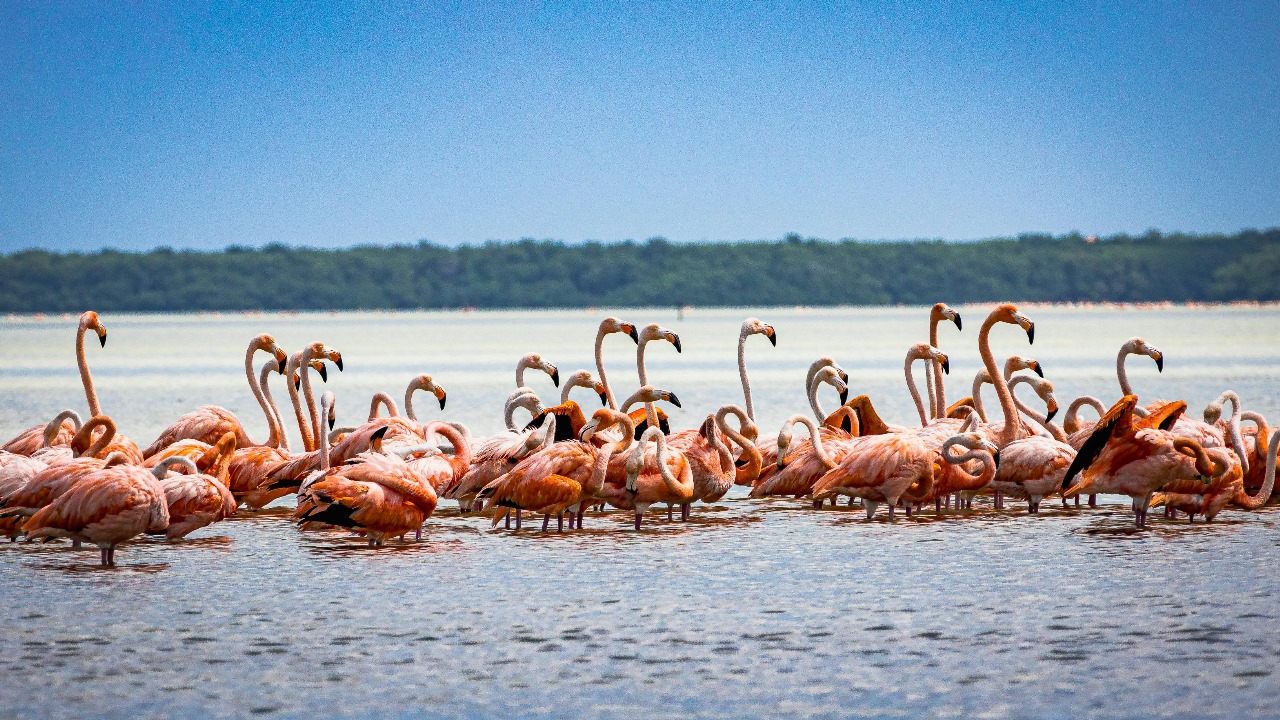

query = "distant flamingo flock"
[[1, 304, 1275, 566]]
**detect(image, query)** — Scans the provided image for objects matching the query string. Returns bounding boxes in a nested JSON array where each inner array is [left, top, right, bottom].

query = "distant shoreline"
[[1, 229, 1276, 312]]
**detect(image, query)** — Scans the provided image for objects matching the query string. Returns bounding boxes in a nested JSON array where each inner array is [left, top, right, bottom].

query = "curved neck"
[[515, 357, 536, 388], [560, 378, 581, 405], [808, 371, 827, 421], [369, 393, 399, 422], [242, 340, 271, 447], [804, 359, 829, 413], [285, 355, 314, 451], [738, 328, 755, 421], [300, 349, 323, 449], [75, 417, 116, 458], [1009, 379, 1067, 442], [421, 421, 471, 467], [1117, 347, 1135, 396], [645, 432, 683, 492], [595, 328, 618, 409], [1222, 393, 1249, 475], [904, 355, 929, 427], [504, 390, 543, 431], [970, 371, 990, 423], [43, 410, 82, 447], [76, 322, 101, 417], [943, 443, 996, 490], [636, 338, 651, 386], [702, 416, 734, 479], [979, 315, 1021, 446], [788, 415, 835, 469], [715, 405, 760, 483], [1064, 396, 1105, 435], [1173, 438, 1215, 477], [258, 362, 285, 450], [152, 455, 198, 479]]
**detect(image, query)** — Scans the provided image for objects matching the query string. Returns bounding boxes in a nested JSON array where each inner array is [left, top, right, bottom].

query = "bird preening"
[[0, 304, 1274, 567]]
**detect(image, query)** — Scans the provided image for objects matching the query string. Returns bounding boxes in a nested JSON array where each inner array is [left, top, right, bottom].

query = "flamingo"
[[446, 392, 549, 512], [0, 416, 130, 538], [1062, 337, 1164, 437], [1150, 430, 1277, 521], [482, 409, 635, 532], [805, 358, 850, 420], [512, 370, 611, 444], [0, 412, 85, 537], [155, 441, 238, 539], [22, 454, 182, 565], [1204, 393, 1271, 493], [1062, 396, 1215, 527], [594, 317, 640, 409], [753, 365, 848, 473], [614, 427, 695, 530], [294, 394, 439, 546], [750, 412, 862, 501], [666, 405, 763, 518], [2, 312, 107, 455], [516, 353, 560, 391], [958, 356, 1044, 423], [927, 303, 963, 420], [986, 376, 1076, 513], [937, 432, 999, 505], [808, 429, 936, 520], [142, 334, 289, 457]]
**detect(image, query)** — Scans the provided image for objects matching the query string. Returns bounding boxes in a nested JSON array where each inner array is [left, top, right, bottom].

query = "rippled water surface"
[[1, 305, 1279, 718]]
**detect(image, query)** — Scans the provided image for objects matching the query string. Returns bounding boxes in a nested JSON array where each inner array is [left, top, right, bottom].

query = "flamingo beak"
[[436, 389, 447, 410], [952, 313, 962, 331], [317, 365, 328, 383], [1025, 323, 1035, 345], [549, 368, 560, 388], [992, 449, 1001, 469], [666, 392, 682, 408], [766, 327, 777, 346], [98, 331, 107, 348], [839, 388, 849, 403], [329, 413, 337, 431], [1032, 361, 1045, 378], [293, 375, 301, 391], [1045, 405, 1058, 423], [940, 357, 950, 375], [838, 369, 849, 383], [333, 354, 343, 372], [671, 334, 682, 353], [625, 324, 639, 343], [1154, 353, 1164, 372]]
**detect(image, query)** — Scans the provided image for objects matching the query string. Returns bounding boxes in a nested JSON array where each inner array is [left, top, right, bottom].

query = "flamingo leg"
[[415, 526, 422, 541], [515, 509, 522, 530], [504, 511, 511, 530], [542, 514, 550, 532], [634, 512, 642, 530], [666, 505, 673, 521], [1088, 494, 1096, 507], [100, 547, 108, 565], [681, 503, 689, 521], [557, 512, 564, 532]]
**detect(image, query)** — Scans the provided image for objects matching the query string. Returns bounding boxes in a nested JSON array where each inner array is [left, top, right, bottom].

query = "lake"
[[1, 304, 1278, 718]]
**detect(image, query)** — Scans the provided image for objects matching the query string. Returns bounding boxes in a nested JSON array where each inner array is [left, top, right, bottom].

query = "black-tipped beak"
[[1026, 323, 1035, 345], [99, 333, 107, 348], [666, 393, 682, 408], [550, 369, 560, 388], [598, 392, 609, 407], [1033, 362, 1045, 378], [277, 358, 287, 374], [993, 450, 1001, 469], [767, 330, 777, 346], [672, 335, 682, 353], [334, 356, 344, 372], [371, 426, 388, 441], [838, 370, 849, 383], [1046, 407, 1058, 423], [317, 365, 328, 383], [953, 314, 962, 332], [628, 327, 639, 343], [328, 414, 336, 431], [1155, 355, 1164, 372], [438, 394, 447, 411], [294, 377, 301, 391], [839, 388, 849, 404], [941, 358, 950, 375]]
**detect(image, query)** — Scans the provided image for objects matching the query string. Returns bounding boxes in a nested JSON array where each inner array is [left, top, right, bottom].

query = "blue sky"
[[1, 1, 1277, 252]]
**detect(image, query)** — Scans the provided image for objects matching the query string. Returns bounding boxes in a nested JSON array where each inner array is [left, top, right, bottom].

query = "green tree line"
[[1, 229, 1277, 312]]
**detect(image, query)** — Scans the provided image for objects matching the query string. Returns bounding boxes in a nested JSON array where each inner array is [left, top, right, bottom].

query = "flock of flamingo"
[[0, 304, 1276, 566]]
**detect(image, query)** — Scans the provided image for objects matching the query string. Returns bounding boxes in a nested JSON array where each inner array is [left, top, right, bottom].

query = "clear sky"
[[2, 1, 1277, 252]]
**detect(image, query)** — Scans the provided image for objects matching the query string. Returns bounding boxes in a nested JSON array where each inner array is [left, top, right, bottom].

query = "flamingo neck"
[[636, 338, 650, 386], [979, 315, 1020, 446], [318, 402, 332, 472], [258, 362, 285, 450], [242, 340, 272, 447], [808, 371, 826, 421], [970, 371, 990, 423], [738, 328, 755, 421], [1116, 347, 1135, 396], [1222, 393, 1250, 475], [1009, 380, 1067, 443], [76, 323, 101, 417], [1064, 396, 1104, 435], [369, 393, 399, 422], [76, 417, 116, 458], [904, 354, 929, 427], [300, 350, 322, 450], [285, 355, 314, 452], [716, 405, 760, 484], [798, 415, 836, 469], [515, 357, 536, 389], [923, 360, 937, 424], [595, 328, 618, 409], [422, 421, 471, 468]]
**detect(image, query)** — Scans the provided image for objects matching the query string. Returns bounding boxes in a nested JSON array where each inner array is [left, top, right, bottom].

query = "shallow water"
[[1, 305, 1279, 718]]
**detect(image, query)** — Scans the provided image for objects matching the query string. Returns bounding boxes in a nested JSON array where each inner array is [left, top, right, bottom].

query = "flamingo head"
[[80, 311, 107, 347], [742, 318, 777, 346], [601, 317, 640, 344], [992, 303, 1035, 344], [640, 324, 681, 353], [932, 303, 962, 332]]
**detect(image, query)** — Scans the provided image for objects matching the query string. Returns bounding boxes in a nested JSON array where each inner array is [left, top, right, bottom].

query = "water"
[[1, 305, 1278, 718]]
